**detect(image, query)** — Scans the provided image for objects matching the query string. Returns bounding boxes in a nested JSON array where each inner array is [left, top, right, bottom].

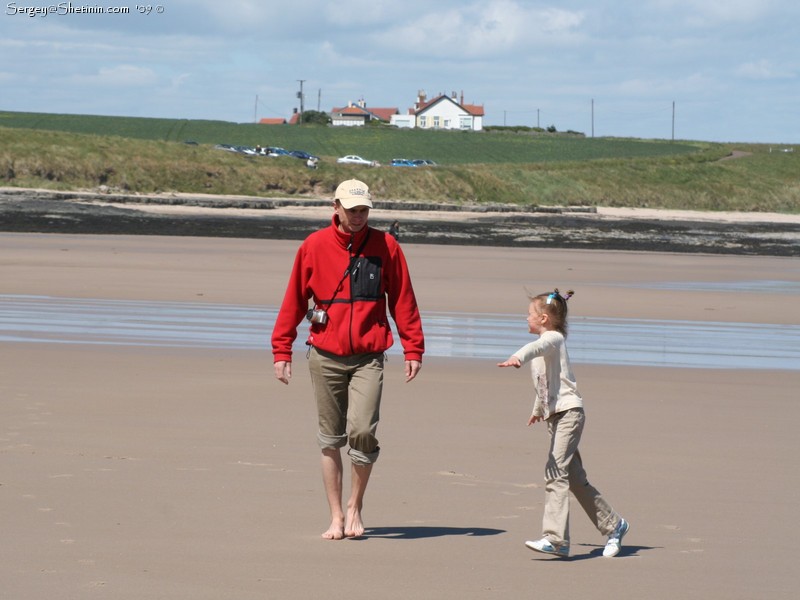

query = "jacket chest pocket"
[[350, 257, 382, 300]]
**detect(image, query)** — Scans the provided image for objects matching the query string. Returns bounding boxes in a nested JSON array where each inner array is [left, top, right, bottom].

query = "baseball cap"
[[334, 179, 373, 209]]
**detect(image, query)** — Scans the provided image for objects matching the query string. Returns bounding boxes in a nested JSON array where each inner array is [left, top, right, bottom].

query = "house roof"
[[259, 118, 287, 125], [331, 105, 399, 121], [462, 103, 485, 117], [414, 94, 484, 117], [370, 107, 400, 121]]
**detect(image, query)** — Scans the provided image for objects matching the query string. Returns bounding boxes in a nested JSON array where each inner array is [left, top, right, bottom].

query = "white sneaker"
[[603, 517, 629, 557], [525, 538, 569, 557]]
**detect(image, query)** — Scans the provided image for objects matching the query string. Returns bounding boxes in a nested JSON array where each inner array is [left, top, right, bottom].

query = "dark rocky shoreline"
[[2, 188, 798, 256]]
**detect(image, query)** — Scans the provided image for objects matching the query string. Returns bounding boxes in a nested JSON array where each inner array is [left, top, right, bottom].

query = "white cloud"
[[736, 59, 795, 80], [369, 1, 585, 59], [72, 65, 159, 87], [170, 73, 192, 89], [648, 0, 775, 26]]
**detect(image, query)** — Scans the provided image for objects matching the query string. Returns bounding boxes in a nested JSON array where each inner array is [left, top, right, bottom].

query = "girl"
[[497, 289, 629, 558]]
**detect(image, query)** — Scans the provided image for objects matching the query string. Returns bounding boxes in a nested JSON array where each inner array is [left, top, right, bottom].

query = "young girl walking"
[[497, 289, 629, 558]]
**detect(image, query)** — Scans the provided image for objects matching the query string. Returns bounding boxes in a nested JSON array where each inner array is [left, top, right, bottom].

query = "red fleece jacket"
[[271, 215, 425, 362]]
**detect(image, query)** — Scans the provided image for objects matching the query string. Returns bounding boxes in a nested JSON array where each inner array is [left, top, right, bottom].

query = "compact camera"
[[306, 308, 328, 325]]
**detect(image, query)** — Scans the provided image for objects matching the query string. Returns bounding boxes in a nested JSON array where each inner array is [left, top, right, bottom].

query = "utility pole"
[[672, 101, 675, 142], [317, 88, 321, 112], [296, 80, 305, 125], [591, 98, 594, 138], [254, 95, 258, 123], [537, 108, 540, 128]]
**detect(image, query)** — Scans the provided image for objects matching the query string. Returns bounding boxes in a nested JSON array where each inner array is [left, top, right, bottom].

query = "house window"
[[443, 119, 450, 128], [460, 116, 473, 130], [433, 116, 440, 128], [419, 116, 427, 128]]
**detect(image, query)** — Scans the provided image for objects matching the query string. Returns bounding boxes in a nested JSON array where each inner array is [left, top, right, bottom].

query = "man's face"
[[335, 202, 370, 234]]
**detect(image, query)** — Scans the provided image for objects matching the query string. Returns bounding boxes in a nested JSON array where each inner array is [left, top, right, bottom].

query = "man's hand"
[[404, 360, 421, 382], [274, 360, 292, 384]]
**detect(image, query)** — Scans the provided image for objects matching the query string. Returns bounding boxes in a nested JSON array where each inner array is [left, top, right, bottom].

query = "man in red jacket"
[[272, 179, 425, 540]]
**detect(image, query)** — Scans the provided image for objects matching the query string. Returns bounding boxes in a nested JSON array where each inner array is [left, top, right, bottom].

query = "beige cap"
[[334, 179, 373, 209]]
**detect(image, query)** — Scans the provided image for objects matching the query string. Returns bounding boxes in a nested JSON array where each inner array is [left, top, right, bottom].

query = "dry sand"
[[2, 232, 799, 600]]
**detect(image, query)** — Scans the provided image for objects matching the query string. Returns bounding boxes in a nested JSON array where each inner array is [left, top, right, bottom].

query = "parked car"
[[289, 150, 319, 161], [391, 158, 416, 167], [411, 159, 437, 166], [266, 147, 291, 157], [337, 155, 379, 167]]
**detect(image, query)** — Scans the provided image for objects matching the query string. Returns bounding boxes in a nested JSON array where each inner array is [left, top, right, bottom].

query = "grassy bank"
[[1, 111, 798, 212]]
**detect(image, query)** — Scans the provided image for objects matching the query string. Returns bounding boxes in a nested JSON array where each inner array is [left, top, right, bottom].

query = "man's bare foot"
[[344, 506, 365, 538], [322, 519, 345, 540]]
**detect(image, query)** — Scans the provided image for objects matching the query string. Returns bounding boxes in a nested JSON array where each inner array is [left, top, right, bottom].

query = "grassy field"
[[1, 110, 798, 212]]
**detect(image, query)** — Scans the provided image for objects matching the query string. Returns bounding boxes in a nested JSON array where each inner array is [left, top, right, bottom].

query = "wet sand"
[[2, 186, 800, 256], [2, 232, 799, 599]]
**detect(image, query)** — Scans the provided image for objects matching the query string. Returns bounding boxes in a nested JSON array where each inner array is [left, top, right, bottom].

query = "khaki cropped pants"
[[542, 408, 618, 547], [308, 347, 384, 466]]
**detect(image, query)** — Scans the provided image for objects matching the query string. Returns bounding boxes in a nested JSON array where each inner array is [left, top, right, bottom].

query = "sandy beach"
[[2, 231, 799, 599]]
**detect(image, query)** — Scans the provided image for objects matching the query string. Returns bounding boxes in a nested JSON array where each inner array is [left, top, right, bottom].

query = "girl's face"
[[526, 301, 548, 334]]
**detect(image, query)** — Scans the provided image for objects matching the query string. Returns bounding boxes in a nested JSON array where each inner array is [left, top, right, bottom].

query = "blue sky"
[[1, 0, 797, 143]]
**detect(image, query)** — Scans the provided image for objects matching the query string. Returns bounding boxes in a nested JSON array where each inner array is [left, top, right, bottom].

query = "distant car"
[[266, 147, 291, 157], [337, 155, 379, 167], [411, 159, 437, 166], [391, 158, 416, 167], [289, 150, 319, 161]]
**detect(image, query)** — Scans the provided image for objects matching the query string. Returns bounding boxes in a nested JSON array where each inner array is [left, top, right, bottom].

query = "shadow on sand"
[[364, 526, 505, 540], [526, 544, 655, 561]]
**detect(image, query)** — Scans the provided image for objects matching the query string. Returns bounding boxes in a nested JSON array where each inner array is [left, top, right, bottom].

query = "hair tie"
[[546, 288, 575, 304]]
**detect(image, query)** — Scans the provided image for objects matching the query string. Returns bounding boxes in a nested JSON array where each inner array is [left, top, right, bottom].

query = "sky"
[[1, 0, 798, 143]]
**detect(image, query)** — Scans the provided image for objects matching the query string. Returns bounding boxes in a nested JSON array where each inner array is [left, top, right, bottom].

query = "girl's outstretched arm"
[[497, 356, 522, 368]]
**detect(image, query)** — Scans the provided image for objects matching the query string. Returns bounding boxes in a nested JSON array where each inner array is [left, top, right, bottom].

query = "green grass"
[[1, 110, 798, 212]]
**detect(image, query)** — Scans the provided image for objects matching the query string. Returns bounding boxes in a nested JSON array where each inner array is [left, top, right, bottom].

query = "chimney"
[[358, 98, 366, 108]]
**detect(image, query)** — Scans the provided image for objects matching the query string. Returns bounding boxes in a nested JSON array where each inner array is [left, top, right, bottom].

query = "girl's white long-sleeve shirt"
[[512, 330, 583, 420]]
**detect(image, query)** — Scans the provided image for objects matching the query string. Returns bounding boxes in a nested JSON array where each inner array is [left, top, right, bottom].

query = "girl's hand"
[[497, 356, 521, 368], [527, 414, 542, 426]]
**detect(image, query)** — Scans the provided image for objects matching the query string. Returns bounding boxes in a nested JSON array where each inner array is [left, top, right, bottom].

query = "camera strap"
[[318, 229, 371, 310]]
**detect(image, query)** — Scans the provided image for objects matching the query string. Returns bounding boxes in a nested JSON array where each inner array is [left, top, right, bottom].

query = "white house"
[[392, 91, 484, 131], [389, 113, 416, 128], [330, 99, 399, 127]]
